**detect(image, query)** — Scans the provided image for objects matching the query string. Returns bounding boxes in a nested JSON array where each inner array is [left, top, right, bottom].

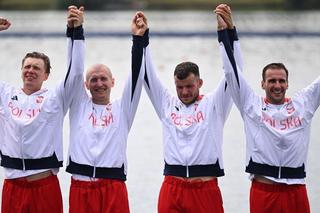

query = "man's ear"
[[85, 81, 89, 90], [43, 72, 49, 81], [261, 80, 265, 89], [198, 78, 203, 88], [111, 78, 115, 88]]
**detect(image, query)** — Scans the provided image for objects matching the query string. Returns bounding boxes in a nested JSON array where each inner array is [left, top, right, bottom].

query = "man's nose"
[[96, 79, 103, 86], [26, 68, 35, 74], [274, 81, 281, 87], [182, 87, 189, 94]]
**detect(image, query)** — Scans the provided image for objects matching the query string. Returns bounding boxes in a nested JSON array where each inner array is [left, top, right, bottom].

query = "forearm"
[[218, 29, 250, 111], [65, 25, 85, 83], [131, 29, 149, 98], [60, 25, 85, 111]]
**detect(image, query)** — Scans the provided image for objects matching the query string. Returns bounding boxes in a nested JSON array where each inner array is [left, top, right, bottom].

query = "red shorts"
[[158, 176, 224, 213], [1, 175, 63, 213], [250, 180, 310, 213], [69, 178, 130, 213]]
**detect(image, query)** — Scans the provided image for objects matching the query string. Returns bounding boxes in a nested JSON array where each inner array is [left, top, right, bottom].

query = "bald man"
[[65, 12, 148, 213]]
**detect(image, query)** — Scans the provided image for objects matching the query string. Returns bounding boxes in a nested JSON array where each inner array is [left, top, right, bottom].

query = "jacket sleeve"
[[143, 30, 171, 119], [218, 28, 257, 115], [213, 28, 243, 122], [298, 76, 320, 115], [56, 25, 86, 114], [120, 30, 147, 128]]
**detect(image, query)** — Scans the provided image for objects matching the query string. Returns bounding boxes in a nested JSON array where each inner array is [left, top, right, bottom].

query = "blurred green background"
[[0, 0, 319, 10]]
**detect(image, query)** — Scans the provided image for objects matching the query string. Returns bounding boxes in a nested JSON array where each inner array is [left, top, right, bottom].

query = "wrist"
[[217, 26, 227, 31]]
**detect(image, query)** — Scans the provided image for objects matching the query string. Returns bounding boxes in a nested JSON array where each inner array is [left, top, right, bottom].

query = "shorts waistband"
[[71, 177, 125, 189], [252, 179, 305, 192], [5, 174, 58, 188], [163, 175, 218, 188], [164, 160, 224, 178]]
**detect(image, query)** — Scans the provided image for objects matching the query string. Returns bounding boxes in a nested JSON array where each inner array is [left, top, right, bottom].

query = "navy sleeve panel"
[[66, 25, 85, 40], [131, 32, 146, 101], [227, 27, 239, 50], [144, 64, 150, 89], [64, 25, 85, 87], [142, 28, 149, 47], [142, 29, 150, 89], [64, 59, 72, 87], [66, 27, 73, 38], [218, 29, 240, 88]]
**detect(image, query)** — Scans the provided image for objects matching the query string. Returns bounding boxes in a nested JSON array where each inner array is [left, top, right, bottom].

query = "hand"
[[67, 5, 84, 28], [214, 4, 234, 30], [131, 11, 148, 36], [216, 14, 227, 31], [0, 17, 11, 31]]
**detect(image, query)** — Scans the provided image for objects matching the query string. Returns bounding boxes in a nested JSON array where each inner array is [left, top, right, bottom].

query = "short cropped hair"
[[174, 62, 200, 80], [22, 52, 51, 74], [262, 63, 288, 81]]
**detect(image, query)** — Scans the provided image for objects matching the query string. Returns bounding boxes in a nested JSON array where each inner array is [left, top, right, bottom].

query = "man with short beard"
[[140, 9, 242, 212]]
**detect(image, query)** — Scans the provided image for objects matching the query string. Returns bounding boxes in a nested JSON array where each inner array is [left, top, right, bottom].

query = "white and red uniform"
[[0, 26, 84, 212], [66, 34, 146, 180], [219, 28, 318, 212], [143, 29, 242, 213], [0, 26, 84, 177], [65, 33, 146, 213]]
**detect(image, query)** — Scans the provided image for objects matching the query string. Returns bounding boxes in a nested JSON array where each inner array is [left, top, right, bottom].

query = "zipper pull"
[[186, 165, 189, 178]]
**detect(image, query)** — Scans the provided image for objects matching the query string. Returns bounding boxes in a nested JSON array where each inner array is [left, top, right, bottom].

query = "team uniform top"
[[65, 33, 147, 180], [218, 29, 320, 184], [142, 29, 242, 177], [0, 26, 85, 179]]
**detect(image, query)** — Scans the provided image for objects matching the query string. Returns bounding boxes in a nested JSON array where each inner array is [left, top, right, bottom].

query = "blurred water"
[[0, 10, 320, 213]]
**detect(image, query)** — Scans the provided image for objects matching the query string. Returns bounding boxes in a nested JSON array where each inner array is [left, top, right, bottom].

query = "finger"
[[79, 6, 85, 12], [69, 8, 80, 15], [215, 9, 227, 16], [227, 5, 231, 12], [68, 5, 78, 10], [216, 9, 229, 18], [136, 16, 145, 25], [68, 17, 79, 23], [215, 4, 226, 10], [136, 11, 145, 19], [218, 5, 230, 15], [136, 11, 143, 17], [0, 18, 8, 24], [132, 14, 138, 24], [68, 9, 82, 18], [216, 4, 230, 15]]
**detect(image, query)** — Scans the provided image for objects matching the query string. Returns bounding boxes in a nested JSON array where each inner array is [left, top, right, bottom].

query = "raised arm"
[[0, 18, 11, 31], [299, 76, 320, 114], [59, 6, 86, 113], [215, 4, 243, 71], [142, 23, 170, 119], [216, 5, 256, 114], [0, 18, 11, 105], [120, 11, 148, 127]]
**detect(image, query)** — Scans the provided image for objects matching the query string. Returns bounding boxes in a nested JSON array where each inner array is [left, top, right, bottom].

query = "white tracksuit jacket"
[[143, 29, 242, 177], [0, 26, 85, 179], [66, 34, 146, 180]]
